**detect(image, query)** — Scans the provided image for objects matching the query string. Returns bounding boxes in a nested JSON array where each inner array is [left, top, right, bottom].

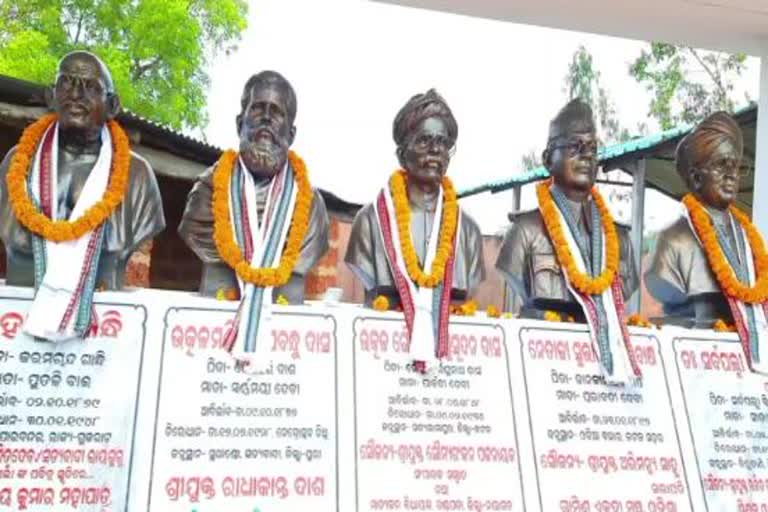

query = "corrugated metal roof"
[[458, 103, 757, 200]]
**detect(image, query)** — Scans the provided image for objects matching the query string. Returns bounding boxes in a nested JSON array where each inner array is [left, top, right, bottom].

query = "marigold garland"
[[6, 114, 132, 242], [212, 149, 313, 287], [537, 179, 620, 296], [372, 295, 390, 312], [390, 170, 458, 288], [683, 193, 768, 303]]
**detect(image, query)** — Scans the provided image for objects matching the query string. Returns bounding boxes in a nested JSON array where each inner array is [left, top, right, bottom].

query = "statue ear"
[[542, 148, 551, 170], [235, 114, 243, 136], [396, 146, 406, 169], [44, 86, 55, 112], [288, 125, 296, 146], [106, 93, 121, 120], [690, 168, 703, 192]]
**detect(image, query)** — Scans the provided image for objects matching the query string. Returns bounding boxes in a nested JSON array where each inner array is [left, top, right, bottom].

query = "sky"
[[202, 0, 761, 235]]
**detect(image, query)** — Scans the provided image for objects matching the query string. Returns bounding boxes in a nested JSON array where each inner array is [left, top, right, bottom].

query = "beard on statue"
[[239, 122, 289, 177]]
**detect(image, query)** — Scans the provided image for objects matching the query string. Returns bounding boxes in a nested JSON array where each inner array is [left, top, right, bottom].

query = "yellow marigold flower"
[[276, 294, 290, 305], [390, 170, 458, 288], [212, 150, 313, 287], [486, 305, 501, 318], [713, 319, 736, 333], [372, 295, 390, 311], [627, 314, 653, 328], [537, 178, 619, 296], [684, 193, 768, 304], [502, 312, 514, 319], [544, 310, 562, 322], [459, 300, 478, 316], [7, 114, 132, 242]]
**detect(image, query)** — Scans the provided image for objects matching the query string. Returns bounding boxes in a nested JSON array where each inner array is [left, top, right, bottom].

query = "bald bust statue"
[[0, 51, 165, 289]]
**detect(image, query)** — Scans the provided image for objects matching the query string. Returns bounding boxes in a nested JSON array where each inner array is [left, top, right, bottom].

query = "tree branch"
[[73, 13, 84, 45], [131, 57, 162, 81], [686, 47, 729, 101]]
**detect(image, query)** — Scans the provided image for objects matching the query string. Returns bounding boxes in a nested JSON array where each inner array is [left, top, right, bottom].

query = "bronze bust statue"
[[344, 89, 485, 308], [645, 112, 747, 327], [0, 51, 165, 291], [178, 71, 329, 304], [496, 99, 638, 320]]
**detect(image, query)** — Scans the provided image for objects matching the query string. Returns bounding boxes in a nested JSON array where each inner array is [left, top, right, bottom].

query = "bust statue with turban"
[[345, 89, 485, 308], [645, 111, 749, 327]]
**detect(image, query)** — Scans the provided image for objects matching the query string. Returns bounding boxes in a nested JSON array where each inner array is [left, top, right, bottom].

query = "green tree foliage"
[[0, 0, 248, 129], [630, 42, 748, 130], [564, 45, 631, 144]]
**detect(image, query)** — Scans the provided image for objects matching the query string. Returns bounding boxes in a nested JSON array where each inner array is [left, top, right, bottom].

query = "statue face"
[[691, 140, 741, 210], [238, 84, 295, 177], [398, 116, 453, 186], [547, 131, 598, 193], [54, 55, 111, 133]]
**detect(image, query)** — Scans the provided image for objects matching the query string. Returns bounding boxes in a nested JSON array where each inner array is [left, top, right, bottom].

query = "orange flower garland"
[[7, 113, 132, 242], [390, 170, 458, 288], [682, 193, 768, 303], [537, 178, 620, 296], [212, 149, 313, 287]]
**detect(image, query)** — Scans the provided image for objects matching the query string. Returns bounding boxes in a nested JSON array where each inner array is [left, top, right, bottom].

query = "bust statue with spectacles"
[[0, 51, 165, 290], [495, 99, 638, 319], [345, 89, 485, 307], [645, 111, 748, 327]]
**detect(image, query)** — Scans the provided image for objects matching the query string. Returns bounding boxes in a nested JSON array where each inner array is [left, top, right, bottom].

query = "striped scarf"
[[23, 122, 109, 341], [222, 158, 296, 359], [685, 208, 768, 373], [375, 182, 458, 373], [546, 187, 641, 384]]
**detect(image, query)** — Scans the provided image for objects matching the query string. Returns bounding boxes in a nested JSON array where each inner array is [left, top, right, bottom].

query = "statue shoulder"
[[655, 215, 694, 248], [351, 201, 376, 228], [507, 207, 543, 230], [459, 208, 482, 236], [128, 151, 163, 197], [0, 145, 18, 179]]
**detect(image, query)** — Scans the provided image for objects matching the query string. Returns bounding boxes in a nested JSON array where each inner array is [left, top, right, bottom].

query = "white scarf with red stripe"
[[23, 123, 112, 341], [547, 195, 641, 385], [374, 184, 458, 372]]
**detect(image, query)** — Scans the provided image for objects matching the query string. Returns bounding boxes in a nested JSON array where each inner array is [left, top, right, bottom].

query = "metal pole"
[[630, 159, 647, 314], [512, 184, 521, 213], [753, 56, 768, 237]]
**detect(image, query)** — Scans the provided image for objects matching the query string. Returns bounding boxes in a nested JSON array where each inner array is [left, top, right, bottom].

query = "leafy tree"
[[630, 42, 748, 130], [521, 149, 541, 171], [564, 45, 631, 144], [0, 0, 248, 129]]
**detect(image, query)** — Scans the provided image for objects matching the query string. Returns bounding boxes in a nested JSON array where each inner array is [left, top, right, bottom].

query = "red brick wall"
[[150, 175, 202, 291]]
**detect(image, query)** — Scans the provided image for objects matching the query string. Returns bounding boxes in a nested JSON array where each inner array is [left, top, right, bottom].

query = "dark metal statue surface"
[[344, 89, 485, 307], [178, 71, 329, 303], [0, 51, 166, 289], [645, 112, 746, 327], [495, 99, 638, 319]]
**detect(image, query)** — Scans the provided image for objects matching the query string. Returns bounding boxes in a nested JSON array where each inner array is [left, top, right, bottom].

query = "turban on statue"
[[676, 111, 743, 185], [547, 98, 596, 144], [392, 88, 458, 147]]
